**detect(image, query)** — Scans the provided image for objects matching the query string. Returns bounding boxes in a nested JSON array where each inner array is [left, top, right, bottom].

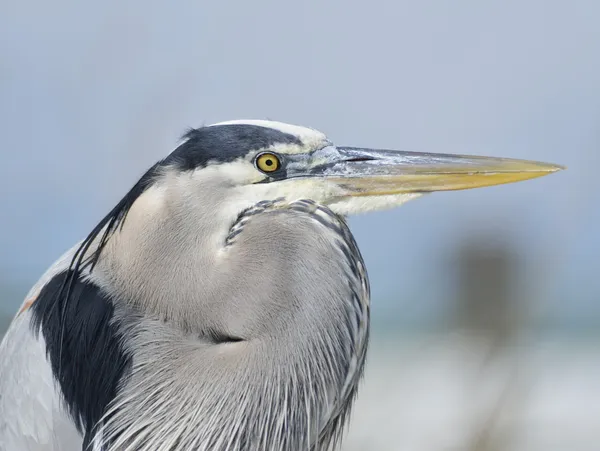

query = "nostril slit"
[[345, 157, 376, 162]]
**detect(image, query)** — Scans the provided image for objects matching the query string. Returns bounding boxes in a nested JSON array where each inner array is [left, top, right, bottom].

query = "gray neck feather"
[[92, 176, 370, 450]]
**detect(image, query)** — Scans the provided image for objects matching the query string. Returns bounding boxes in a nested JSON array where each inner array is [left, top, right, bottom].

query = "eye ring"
[[255, 152, 281, 173]]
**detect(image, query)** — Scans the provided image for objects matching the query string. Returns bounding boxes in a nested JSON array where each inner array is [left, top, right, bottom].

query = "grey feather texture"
[[93, 198, 369, 451]]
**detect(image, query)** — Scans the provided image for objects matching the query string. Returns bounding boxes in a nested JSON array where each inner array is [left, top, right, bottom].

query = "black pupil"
[[265, 159, 273, 166]]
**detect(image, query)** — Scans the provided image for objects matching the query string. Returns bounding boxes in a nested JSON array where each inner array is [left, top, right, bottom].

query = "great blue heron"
[[0, 120, 562, 451]]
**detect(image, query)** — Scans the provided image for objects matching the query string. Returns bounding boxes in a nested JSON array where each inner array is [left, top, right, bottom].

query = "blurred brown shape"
[[452, 234, 526, 451], [453, 235, 520, 345]]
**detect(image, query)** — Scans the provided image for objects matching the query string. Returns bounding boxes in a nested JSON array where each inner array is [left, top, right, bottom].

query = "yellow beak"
[[313, 147, 564, 195]]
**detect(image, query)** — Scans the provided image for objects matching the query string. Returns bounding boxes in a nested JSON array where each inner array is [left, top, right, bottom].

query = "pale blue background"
[[1, 0, 598, 330]]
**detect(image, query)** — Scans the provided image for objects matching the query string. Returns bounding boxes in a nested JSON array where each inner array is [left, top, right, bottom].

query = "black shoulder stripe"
[[30, 270, 132, 446]]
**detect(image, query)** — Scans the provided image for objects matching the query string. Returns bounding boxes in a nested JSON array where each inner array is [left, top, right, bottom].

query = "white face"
[[170, 130, 417, 217], [198, 158, 423, 217]]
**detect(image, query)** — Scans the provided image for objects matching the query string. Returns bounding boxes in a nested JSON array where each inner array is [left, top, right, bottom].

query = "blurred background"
[[0, 1, 598, 449]]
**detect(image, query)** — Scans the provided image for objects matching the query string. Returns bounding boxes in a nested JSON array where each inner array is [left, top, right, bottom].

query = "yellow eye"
[[255, 152, 281, 173]]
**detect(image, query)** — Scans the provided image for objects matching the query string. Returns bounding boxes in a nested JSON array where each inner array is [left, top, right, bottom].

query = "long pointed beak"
[[310, 146, 564, 195]]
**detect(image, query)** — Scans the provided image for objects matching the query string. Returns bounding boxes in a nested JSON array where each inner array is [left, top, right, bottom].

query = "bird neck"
[[97, 182, 246, 329], [94, 191, 370, 450]]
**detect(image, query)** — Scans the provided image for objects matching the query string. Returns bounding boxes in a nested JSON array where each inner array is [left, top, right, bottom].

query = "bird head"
[[160, 119, 563, 219]]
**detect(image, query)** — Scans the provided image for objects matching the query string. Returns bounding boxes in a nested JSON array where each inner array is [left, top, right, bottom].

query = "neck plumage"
[[91, 189, 370, 450], [96, 312, 355, 450]]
